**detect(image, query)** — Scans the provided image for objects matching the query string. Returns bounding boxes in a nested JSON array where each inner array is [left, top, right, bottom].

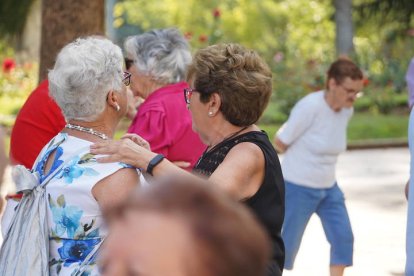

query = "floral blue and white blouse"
[[34, 133, 130, 276]]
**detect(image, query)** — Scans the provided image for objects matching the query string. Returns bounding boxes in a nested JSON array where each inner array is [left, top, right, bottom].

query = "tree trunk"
[[334, 0, 354, 57], [105, 0, 117, 42], [39, 0, 104, 82], [15, 0, 41, 64]]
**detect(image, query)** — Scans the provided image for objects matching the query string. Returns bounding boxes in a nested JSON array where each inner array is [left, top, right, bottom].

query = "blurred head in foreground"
[[101, 176, 271, 276]]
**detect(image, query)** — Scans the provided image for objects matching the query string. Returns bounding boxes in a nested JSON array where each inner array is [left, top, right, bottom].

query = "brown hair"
[[107, 175, 271, 276], [326, 58, 363, 89], [186, 43, 272, 126]]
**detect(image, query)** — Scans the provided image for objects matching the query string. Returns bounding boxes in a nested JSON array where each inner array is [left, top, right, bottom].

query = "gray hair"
[[48, 37, 124, 121], [124, 28, 191, 84]]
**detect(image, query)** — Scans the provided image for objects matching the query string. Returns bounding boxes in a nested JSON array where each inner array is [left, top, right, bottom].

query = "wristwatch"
[[146, 154, 165, 176]]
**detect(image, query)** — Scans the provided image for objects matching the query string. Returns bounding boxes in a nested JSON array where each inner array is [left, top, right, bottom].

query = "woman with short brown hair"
[[91, 43, 285, 275]]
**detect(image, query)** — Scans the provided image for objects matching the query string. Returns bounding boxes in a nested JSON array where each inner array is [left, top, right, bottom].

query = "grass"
[[347, 113, 409, 141], [259, 112, 409, 143]]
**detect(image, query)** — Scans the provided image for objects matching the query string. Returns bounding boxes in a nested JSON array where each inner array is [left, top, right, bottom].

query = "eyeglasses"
[[339, 84, 360, 97], [184, 88, 194, 104], [124, 58, 134, 70], [122, 71, 131, 86]]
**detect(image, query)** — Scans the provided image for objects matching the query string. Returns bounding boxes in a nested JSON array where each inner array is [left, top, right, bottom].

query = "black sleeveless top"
[[193, 131, 285, 275]]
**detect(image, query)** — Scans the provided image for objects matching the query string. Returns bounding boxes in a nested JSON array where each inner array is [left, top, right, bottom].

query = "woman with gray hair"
[[125, 28, 205, 170], [39, 36, 139, 275]]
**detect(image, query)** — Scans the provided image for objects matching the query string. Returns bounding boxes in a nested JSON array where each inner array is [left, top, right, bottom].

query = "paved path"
[[283, 148, 409, 276], [0, 148, 410, 275]]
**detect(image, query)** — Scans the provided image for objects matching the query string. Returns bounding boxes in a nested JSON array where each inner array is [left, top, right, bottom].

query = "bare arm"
[[90, 137, 196, 180], [209, 142, 264, 201], [92, 168, 139, 215], [273, 136, 288, 153], [90, 136, 264, 201]]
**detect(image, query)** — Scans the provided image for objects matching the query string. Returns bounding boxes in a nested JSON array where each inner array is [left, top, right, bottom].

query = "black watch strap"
[[146, 154, 165, 176]]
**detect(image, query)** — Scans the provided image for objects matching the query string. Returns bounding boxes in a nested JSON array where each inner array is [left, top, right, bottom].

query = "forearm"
[[148, 156, 195, 180], [273, 137, 288, 153]]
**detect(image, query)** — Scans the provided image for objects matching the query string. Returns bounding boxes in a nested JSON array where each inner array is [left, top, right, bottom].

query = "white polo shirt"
[[277, 91, 353, 189]]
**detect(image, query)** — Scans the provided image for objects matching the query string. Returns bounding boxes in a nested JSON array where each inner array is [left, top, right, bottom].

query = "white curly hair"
[[124, 28, 191, 84], [48, 36, 124, 121]]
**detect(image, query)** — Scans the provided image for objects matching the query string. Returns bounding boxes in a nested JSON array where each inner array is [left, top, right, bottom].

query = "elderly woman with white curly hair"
[[124, 28, 205, 170], [32, 36, 140, 275]]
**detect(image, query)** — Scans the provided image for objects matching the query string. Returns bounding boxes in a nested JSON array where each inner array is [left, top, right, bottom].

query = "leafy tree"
[[116, 0, 335, 61], [355, 0, 414, 35]]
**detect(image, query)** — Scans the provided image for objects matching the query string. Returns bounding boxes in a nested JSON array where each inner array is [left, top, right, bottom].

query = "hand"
[[90, 138, 156, 169], [121, 133, 151, 151], [172, 161, 191, 169]]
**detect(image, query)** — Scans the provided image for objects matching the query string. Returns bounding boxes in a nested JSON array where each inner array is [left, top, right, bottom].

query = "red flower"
[[199, 34, 208, 43], [184, 32, 193, 40], [2, 58, 15, 73], [213, 8, 221, 18], [363, 78, 370, 87]]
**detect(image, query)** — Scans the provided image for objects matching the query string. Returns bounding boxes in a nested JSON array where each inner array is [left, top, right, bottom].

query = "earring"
[[208, 111, 213, 116], [115, 104, 120, 112]]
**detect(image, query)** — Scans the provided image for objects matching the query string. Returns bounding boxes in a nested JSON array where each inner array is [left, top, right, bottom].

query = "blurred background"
[[0, 0, 413, 146]]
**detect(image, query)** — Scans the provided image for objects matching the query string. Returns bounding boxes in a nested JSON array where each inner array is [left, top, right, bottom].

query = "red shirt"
[[10, 80, 66, 169], [128, 82, 206, 170]]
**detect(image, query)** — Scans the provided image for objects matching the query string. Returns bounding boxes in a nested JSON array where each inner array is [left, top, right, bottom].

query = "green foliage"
[[0, 39, 38, 126], [117, 0, 338, 126], [116, 0, 335, 61], [0, 0, 35, 37], [355, 0, 414, 34], [357, 85, 409, 114], [347, 112, 409, 141], [115, 0, 413, 130]]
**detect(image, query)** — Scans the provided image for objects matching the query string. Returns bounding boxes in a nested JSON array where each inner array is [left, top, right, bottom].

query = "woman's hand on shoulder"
[[90, 135, 152, 169]]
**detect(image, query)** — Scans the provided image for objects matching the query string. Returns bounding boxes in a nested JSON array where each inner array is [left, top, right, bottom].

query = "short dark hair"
[[186, 43, 272, 126], [107, 175, 271, 276], [326, 58, 363, 88]]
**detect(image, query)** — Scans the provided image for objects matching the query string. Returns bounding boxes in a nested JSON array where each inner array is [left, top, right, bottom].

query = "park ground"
[[283, 148, 409, 276]]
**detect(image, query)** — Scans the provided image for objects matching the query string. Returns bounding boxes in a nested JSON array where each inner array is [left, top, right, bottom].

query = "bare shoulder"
[[210, 141, 264, 200], [92, 167, 140, 210], [226, 141, 264, 162]]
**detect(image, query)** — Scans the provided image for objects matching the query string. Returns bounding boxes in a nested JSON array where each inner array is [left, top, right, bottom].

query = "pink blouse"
[[128, 82, 206, 170]]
